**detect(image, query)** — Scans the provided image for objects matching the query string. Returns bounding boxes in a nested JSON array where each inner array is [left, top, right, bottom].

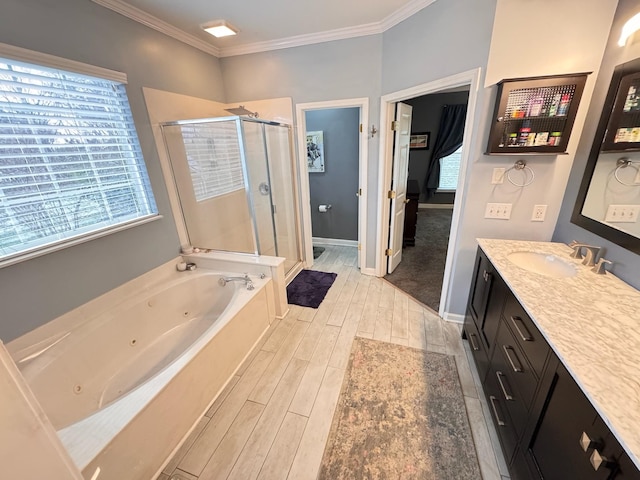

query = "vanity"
[[464, 238, 640, 480]]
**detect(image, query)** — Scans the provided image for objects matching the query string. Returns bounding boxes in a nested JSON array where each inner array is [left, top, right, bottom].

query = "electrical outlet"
[[485, 203, 512, 219], [604, 204, 640, 223], [532, 204, 547, 222], [492, 168, 505, 184]]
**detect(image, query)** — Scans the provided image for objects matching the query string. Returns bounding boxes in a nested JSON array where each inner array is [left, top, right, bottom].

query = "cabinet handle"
[[590, 449, 615, 471], [489, 395, 506, 426], [469, 333, 480, 351], [496, 371, 513, 401], [483, 270, 491, 282], [580, 432, 602, 452], [510, 316, 533, 342], [503, 345, 523, 373]]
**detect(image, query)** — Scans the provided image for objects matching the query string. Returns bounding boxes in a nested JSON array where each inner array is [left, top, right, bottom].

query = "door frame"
[[376, 68, 481, 319], [295, 98, 370, 272]]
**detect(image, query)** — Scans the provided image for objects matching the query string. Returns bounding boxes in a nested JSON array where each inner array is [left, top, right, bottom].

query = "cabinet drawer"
[[495, 319, 538, 409], [488, 365, 529, 439], [503, 293, 549, 378], [484, 373, 518, 464], [464, 315, 490, 382]]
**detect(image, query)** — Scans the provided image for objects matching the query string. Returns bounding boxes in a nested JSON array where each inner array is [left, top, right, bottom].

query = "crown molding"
[[91, 0, 220, 57], [218, 22, 383, 58], [220, 0, 438, 57], [93, 0, 438, 59], [381, 0, 438, 30]]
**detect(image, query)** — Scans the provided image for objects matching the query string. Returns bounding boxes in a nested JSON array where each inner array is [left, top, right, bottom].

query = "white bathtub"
[[9, 264, 274, 479]]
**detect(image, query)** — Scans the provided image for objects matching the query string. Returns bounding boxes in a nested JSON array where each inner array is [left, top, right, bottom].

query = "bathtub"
[[9, 263, 274, 479]]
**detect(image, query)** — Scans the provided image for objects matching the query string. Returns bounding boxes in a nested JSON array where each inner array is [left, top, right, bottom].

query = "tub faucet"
[[219, 274, 254, 290]]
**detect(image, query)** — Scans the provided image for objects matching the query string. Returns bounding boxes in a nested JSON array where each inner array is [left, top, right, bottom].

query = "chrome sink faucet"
[[568, 241, 602, 267]]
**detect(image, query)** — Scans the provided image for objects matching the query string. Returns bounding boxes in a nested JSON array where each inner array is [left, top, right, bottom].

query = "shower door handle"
[[259, 182, 270, 195]]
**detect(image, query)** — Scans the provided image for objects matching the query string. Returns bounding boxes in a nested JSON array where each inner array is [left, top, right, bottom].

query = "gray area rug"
[[319, 338, 481, 480], [385, 208, 452, 311]]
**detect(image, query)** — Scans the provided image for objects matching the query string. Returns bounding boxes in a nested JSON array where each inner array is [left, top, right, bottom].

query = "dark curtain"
[[425, 104, 467, 198]]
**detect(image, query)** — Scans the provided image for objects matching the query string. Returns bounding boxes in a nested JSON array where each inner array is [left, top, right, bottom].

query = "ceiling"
[[93, 0, 437, 57]]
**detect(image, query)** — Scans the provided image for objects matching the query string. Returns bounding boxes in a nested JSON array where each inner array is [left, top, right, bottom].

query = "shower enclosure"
[[160, 117, 302, 275]]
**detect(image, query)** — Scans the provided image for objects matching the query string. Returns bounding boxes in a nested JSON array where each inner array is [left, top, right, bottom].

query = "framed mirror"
[[572, 57, 640, 254]]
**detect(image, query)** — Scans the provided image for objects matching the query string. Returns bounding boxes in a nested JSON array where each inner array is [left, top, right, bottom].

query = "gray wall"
[[553, 0, 640, 290], [406, 91, 470, 203], [0, 0, 225, 341], [221, 36, 383, 266], [306, 108, 360, 241]]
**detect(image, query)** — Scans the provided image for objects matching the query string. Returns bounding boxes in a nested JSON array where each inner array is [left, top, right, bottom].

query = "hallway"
[[159, 246, 509, 480]]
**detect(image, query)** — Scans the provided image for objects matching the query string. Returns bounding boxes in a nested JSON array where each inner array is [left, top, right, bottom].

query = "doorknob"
[[404, 199, 410, 204]]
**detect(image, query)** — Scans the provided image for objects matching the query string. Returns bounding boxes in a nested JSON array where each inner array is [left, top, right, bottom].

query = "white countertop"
[[477, 238, 640, 469]]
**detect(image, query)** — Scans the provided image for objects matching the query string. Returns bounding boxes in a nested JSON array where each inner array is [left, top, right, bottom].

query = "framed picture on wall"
[[409, 132, 430, 150], [307, 131, 324, 172]]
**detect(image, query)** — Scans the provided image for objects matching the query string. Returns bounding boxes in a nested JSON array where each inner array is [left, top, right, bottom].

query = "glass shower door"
[[240, 120, 278, 257], [264, 123, 301, 273]]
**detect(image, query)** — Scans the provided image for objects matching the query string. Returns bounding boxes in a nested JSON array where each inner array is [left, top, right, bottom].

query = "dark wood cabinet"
[[402, 180, 420, 247], [526, 361, 613, 480], [486, 73, 589, 155], [464, 248, 507, 382], [464, 246, 640, 480]]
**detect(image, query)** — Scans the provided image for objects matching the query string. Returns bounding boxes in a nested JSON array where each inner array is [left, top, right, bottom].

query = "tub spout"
[[219, 274, 254, 290]]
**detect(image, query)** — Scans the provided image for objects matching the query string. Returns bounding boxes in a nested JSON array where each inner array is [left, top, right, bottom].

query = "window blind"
[[0, 57, 157, 261], [180, 121, 245, 202]]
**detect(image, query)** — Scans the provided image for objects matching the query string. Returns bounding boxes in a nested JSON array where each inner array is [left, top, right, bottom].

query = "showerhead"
[[224, 105, 259, 118]]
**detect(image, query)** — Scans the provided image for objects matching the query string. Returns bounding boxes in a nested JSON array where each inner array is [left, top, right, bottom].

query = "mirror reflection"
[[574, 56, 640, 251]]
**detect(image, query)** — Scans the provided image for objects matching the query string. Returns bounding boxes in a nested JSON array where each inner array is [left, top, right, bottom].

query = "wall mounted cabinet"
[[486, 73, 589, 155], [463, 248, 640, 480]]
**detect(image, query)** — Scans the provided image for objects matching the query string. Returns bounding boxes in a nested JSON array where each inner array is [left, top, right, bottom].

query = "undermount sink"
[[507, 251, 577, 278]]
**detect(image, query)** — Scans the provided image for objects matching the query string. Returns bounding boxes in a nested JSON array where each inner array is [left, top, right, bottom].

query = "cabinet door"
[[616, 453, 640, 479], [527, 363, 611, 480], [469, 250, 494, 331]]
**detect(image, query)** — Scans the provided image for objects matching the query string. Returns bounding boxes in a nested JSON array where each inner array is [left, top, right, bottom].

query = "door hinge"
[[385, 248, 393, 256], [358, 243, 362, 251], [357, 188, 362, 196], [391, 120, 398, 131], [387, 190, 396, 199], [359, 123, 363, 133]]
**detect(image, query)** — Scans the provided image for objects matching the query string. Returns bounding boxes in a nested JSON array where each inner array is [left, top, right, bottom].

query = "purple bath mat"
[[287, 270, 337, 309]]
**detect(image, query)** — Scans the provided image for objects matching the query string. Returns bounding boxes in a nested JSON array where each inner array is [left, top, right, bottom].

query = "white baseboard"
[[443, 312, 465, 324], [312, 237, 358, 247], [360, 267, 377, 277], [418, 203, 454, 210]]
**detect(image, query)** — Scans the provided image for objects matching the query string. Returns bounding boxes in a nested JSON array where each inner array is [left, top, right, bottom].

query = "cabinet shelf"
[[487, 73, 589, 155]]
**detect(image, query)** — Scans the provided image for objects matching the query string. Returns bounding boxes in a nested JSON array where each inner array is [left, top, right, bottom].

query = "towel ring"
[[614, 157, 640, 186], [506, 160, 535, 187]]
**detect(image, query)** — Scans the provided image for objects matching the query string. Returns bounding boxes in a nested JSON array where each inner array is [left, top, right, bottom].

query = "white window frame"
[[0, 43, 160, 268]]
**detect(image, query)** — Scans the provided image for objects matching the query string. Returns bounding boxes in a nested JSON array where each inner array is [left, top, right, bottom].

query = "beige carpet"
[[319, 338, 481, 480]]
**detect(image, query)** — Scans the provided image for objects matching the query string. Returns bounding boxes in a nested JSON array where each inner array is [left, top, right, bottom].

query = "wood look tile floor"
[[158, 246, 511, 480]]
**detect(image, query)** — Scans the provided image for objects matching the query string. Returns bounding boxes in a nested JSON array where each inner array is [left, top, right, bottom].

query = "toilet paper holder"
[[318, 204, 332, 212]]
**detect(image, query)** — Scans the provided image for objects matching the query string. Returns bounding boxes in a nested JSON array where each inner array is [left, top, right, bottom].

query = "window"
[[179, 121, 245, 202], [0, 54, 157, 265], [438, 146, 463, 191]]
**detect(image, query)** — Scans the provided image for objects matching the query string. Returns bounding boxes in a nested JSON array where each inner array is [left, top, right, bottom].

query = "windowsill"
[[0, 215, 162, 269]]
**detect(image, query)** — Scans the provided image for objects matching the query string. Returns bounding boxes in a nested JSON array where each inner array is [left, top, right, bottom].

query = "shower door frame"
[[159, 116, 305, 273]]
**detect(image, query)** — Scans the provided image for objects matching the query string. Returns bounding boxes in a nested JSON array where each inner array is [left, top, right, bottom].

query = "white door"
[[387, 102, 413, 274]]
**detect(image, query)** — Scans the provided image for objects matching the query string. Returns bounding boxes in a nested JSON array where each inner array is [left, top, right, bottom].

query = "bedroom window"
[[0, 51, 157, 266], [438, 146, 463, 192]]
